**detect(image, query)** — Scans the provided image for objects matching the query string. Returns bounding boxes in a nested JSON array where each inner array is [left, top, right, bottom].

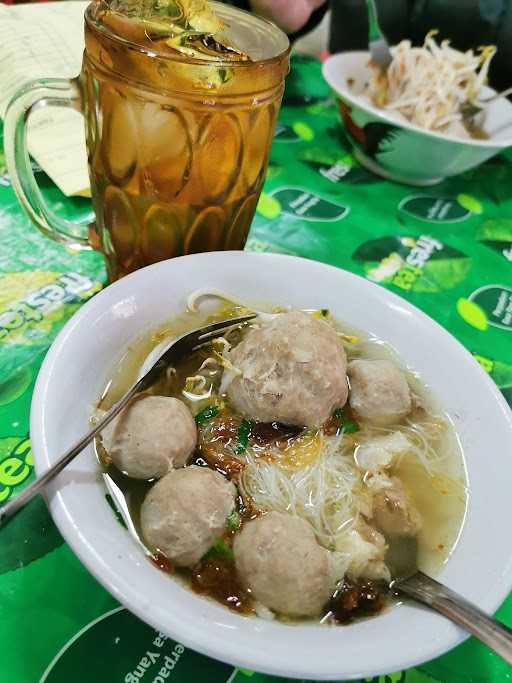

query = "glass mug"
[[4, 2, 289, 280]]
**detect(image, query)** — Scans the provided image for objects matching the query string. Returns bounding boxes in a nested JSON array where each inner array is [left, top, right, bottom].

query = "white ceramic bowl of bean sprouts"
[[323, 36, 512, 185], [30, 252, 512, 680]]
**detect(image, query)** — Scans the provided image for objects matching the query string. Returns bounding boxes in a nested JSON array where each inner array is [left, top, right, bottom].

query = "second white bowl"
[[322, 51, 512, 185]]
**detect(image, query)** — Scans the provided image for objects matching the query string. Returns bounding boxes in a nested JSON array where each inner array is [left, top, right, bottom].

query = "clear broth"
[[95, 302, 467, 621]]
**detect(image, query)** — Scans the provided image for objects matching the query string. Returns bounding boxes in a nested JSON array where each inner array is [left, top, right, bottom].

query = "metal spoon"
[[103, 471, 147, 550], [0, 313, 256, 526], [366, 0, 392, 70], [386, 535, 512, 665], [95, 479, 512, 665]]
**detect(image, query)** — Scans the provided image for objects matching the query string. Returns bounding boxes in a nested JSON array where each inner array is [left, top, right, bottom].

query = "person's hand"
[[249, 0, 327, 34]]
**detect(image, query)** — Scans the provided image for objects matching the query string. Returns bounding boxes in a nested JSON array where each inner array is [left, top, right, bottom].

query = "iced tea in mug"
[[5, 1, 289, 280]]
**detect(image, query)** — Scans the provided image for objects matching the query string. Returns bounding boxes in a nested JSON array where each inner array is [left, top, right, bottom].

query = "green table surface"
[[1, 54, 511, 683]]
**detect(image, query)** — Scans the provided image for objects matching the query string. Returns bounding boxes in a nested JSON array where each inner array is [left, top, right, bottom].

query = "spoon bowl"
[[386, 536, 512, 665]]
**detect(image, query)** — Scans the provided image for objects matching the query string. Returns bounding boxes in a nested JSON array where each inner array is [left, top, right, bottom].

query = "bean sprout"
[[239, 435, 364, 551], [182, 374, 213, 401], [366, 31, 496, 137], [197, 357, 221, 375]]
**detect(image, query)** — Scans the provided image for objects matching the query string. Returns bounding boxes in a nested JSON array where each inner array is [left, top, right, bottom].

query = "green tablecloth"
[[1, 55, 511, 683]]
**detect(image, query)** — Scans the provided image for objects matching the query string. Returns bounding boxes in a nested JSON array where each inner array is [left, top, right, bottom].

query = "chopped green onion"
[[235, 419, 251, 454], [205, 537, 234, 561], [342, 417, 360, 434], [195, 405, 220, 424], [227, 510, 241, 531], [321, 308, 330, 318], [333, 408, 360, 434]]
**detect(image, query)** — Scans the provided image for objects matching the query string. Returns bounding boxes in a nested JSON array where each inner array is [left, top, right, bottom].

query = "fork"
[[0, 314, 256, 526], [367, 0, 392, 70]]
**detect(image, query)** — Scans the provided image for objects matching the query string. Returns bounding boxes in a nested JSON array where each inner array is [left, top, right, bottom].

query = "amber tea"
[[4, 0, 289, 281], [82, 1, 289, 279]]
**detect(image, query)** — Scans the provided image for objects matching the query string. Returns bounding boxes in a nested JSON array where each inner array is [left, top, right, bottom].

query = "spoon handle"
[[482, 86, 512, 104], [398, 571, 512, 665], [0, 380, 141, 526], [366, 0, 382, 43]]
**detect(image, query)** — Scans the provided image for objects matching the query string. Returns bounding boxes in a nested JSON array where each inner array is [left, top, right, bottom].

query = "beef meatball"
[[100, 395, 197, 480], [233, 511, 335, 617], [372, 477, 422, 537], [226, 312, 348, 428], [348, 359, 411, 425], [141, 465, 236, 567]]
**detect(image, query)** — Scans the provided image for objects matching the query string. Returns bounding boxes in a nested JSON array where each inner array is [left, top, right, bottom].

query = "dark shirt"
[[226, 0, 512, 90], [329, 0, 512, 90]]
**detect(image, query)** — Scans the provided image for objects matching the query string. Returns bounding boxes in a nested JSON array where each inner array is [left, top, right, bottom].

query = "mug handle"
[[4, 77, 92, 251]]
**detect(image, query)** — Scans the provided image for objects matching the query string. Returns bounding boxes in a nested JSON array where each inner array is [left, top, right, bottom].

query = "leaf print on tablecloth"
[[0, 494, 63, 574], [476, 218, 512, 262], [353, 235, 471, 292], [0, 366, 32, 406]]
